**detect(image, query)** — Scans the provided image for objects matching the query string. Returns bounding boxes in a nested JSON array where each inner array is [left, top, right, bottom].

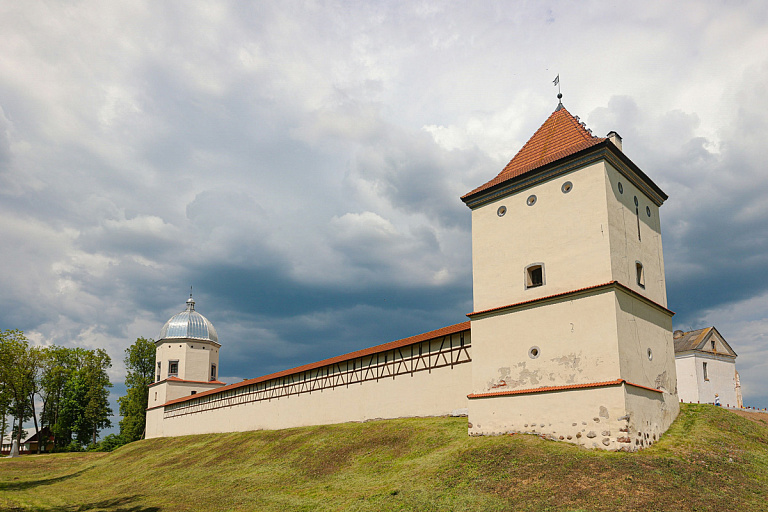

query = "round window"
[[647, 348, 653, 361], [527, 195, 537, 206], [618, 182, 624, 194], [646, 206, 651, 217], [529, 346, 540, 359], [634, 196, 639, 207], [561, 181, 573, 194], [497, 205, 507, 217]]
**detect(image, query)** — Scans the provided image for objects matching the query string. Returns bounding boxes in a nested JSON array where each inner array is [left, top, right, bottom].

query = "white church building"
[[673, 327, 742, 408], [146, 98, 682, 451]]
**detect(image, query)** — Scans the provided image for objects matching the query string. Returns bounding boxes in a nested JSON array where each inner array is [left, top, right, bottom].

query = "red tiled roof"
[[463, 105, 605, 199], [467, 378, 663, 399], [157, 321, 471, 408]]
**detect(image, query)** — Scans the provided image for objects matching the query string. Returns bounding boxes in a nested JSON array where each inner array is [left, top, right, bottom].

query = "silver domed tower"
[[149, 293, 225, 409], [159, 295, 219, 343]]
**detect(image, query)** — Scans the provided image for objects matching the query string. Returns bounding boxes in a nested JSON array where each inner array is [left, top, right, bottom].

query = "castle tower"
[[147, 294, 225, 409], [461, 100, 679, 450]]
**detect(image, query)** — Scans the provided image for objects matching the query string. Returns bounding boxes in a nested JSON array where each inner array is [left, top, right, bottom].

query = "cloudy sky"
[[2, 1, 767, 432]]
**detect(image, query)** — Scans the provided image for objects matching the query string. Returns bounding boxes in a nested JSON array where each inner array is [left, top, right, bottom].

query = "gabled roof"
[[674, 326, 737, 357], [462, 105, 605, 199]]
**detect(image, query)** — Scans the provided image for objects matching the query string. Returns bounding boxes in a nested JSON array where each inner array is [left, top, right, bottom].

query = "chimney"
[[673, 330, 684, 339], [606, 131, 622, 152]]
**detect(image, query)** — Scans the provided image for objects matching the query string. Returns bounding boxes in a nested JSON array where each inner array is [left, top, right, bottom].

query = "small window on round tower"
[[646, 206, 651, 217], [561, 181, 573, 194], [529, 346, 540, 359], [618, 182, 624, 194], [647, 348, 653, 361], [527, 195, 537, 206], [497, 205, 507, 217]]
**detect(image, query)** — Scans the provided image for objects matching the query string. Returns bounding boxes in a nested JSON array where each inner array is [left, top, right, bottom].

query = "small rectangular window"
[[636, 262, 645, 288], [156, 362, 161, 382], [210, 364, 216, 381], [703, 362, 708, 381], [168, 360, 179, 376], [525, 264, 544, 289]]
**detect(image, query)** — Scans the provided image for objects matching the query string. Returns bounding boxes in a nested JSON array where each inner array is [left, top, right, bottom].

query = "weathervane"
[[553, 74, 563, 109]]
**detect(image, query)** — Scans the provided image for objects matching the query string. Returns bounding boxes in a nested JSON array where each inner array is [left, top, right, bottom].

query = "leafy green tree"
[[39, 345, 77, 445], [25, 346, 44, 453], [118, 337, 155, 443], [0, 382, 12, 441], [57, 348, 113, 447], [0, 330, 40, 450]]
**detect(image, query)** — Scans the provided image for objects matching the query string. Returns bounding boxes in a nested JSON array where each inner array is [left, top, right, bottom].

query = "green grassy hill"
[[1, 404, 767, 511]]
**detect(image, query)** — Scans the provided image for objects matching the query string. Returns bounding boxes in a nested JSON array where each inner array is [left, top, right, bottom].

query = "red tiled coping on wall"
[[467, 378, 663, 399], [467, 281, 674, 318], [148, 377, 226, 388], [153, 321, 472, 409]]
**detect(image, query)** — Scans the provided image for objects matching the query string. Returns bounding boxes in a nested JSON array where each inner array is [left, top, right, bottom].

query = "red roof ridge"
[[463, 106, 605, 199]]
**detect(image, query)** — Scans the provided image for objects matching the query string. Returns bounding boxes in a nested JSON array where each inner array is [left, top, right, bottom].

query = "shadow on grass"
[[4, 494, 161, 511], [0, 469, 90, 491]]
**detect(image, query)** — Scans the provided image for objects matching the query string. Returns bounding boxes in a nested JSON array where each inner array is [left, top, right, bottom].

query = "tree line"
[[0, 330, 155, 452]]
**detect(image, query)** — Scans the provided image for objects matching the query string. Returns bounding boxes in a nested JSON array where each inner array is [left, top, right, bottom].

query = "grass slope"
[[1, 404, 767, 512]]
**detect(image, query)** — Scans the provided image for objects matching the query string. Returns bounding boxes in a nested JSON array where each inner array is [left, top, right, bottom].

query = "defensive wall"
[[146, 322, 471, 438]]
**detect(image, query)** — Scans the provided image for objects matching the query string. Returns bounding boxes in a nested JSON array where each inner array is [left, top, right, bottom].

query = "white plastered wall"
[[145, 356, 472, 438], [469, 290, 622, 395], [675, 353, 737, 407], [613, 290, 679, 433], [471, 162, 613, 313], [468, 385, 636, 450], [604, 163, 667, 307], [155, 339, 220, 382]]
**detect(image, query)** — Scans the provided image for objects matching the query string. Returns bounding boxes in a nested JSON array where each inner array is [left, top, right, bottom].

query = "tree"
[[27, 347, 44, 453], [118, 337, 155, 443], [39, 345, 76, 446], [0, 330, 40, 450], [57, 348, 113, 447], [0, 381, 12, 441]]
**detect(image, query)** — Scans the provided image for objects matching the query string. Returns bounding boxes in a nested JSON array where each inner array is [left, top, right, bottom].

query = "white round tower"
[[149, 293, 224, 408]]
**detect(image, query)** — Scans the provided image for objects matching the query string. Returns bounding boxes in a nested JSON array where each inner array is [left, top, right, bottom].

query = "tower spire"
[[553, 74, 564, 110], [186, 286, 195, 311]]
